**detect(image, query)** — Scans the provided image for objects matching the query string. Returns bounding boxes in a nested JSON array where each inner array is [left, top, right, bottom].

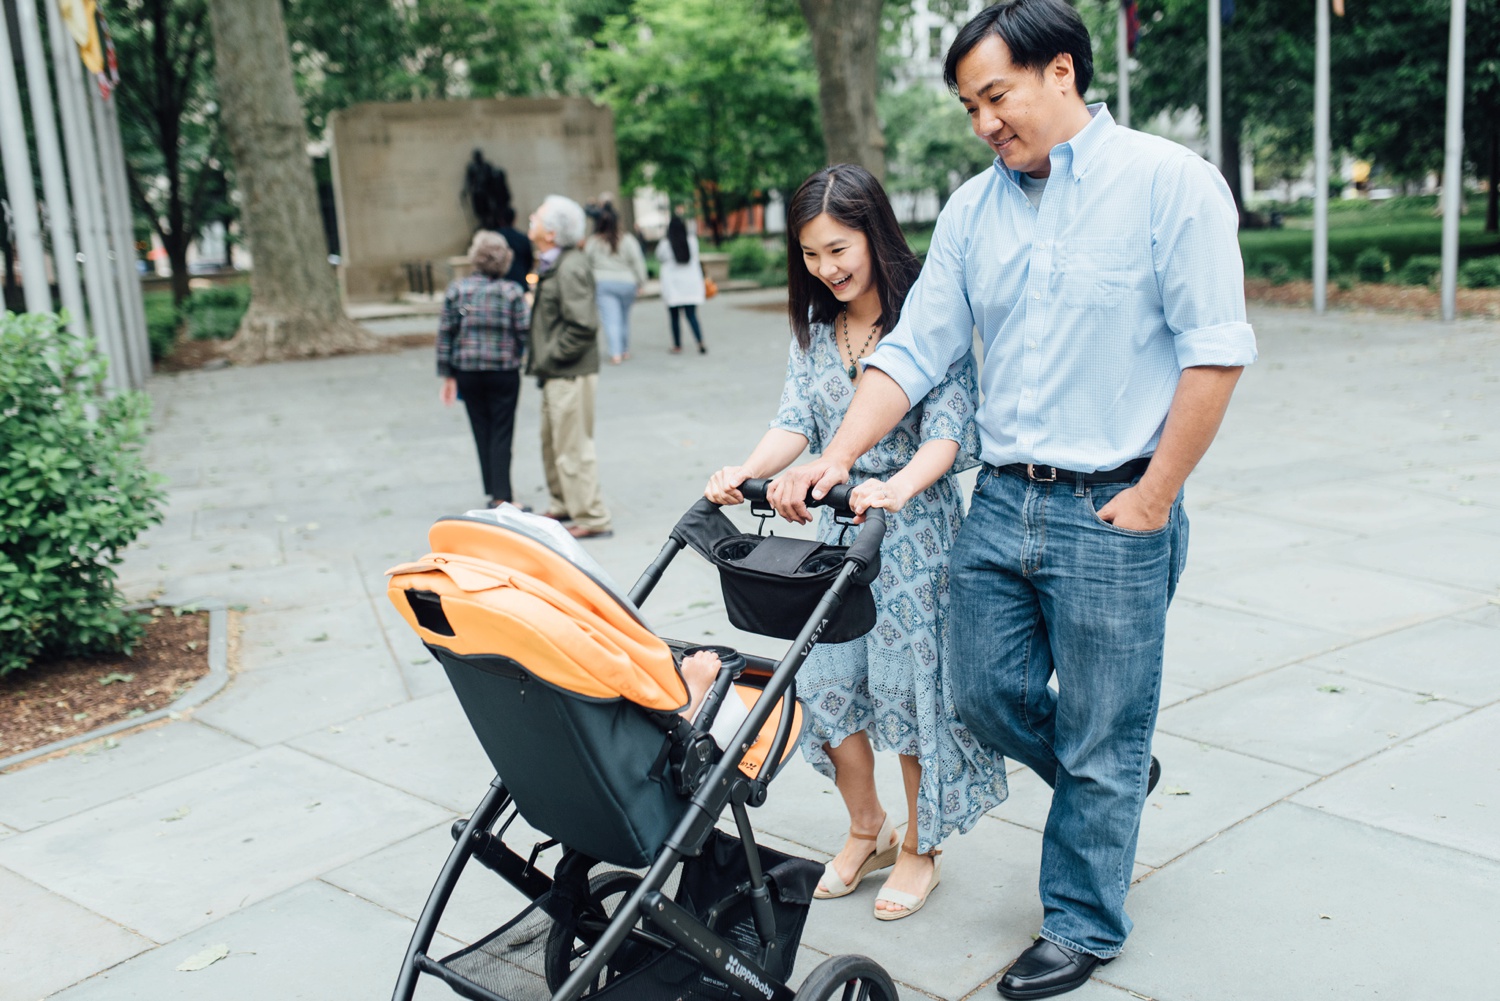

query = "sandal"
[[873, 843, 942, 921], [813, 813, 899, 899]]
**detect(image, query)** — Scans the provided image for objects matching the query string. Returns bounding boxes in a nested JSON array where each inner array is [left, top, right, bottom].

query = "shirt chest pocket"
[[1056, 239, 1135, 310]]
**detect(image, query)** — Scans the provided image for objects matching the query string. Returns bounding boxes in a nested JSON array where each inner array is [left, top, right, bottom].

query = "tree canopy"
[[588, 0, 824, 241]]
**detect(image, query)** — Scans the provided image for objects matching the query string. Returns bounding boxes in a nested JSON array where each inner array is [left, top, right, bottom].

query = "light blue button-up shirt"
[[868, 105, 1258, 473]]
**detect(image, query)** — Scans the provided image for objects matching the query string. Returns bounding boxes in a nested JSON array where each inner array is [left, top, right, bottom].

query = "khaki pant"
[[540, 374, 611, 531]]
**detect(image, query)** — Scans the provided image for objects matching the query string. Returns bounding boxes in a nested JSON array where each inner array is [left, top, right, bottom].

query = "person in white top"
[[583, 206, 648, 364], [655, 215, 708, 355]]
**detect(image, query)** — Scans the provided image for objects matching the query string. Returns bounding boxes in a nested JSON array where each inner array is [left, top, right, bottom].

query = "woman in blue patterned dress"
[[704, 165, 1007, 921]]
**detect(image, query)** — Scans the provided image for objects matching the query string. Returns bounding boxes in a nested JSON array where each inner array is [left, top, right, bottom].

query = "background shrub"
[[143, 292, 181, 362], [184, 283, 250, 341], [1397, 254, 1443, 287], [725, 237, 769, 278], [0, 312, 166, 676], [1253, 254, 1292, 285], [1459, 256, 1500, 289], [1354, 246, 1392, 284]]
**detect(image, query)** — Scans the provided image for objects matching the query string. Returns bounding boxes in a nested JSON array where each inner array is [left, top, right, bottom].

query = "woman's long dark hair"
[[785, 164, 921, 351], [666, 216, 691, 264], [594, 206, 621, 252]]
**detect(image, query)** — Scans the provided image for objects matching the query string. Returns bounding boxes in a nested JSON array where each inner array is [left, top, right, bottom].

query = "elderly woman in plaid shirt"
[[438, 231, 532, 509]]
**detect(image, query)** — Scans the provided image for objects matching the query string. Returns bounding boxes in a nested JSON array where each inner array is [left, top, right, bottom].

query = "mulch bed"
[[1, 609, 211, 760]]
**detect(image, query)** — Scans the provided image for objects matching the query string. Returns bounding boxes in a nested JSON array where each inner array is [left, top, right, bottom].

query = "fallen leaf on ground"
[[162, 806, 191, 823], [176, 943, 230, 972], [1161, 785, 1191, 796], [97, 672, 135, 686], [1319, 913, 1332, 920], [1317, 684, 1346, 694]]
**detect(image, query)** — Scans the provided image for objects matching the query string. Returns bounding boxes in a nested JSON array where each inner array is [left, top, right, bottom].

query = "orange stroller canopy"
[[387, 516, 688, 712]]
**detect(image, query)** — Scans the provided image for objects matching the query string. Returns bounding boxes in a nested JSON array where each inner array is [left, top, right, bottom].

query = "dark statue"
[[462, 150, 513, 231]]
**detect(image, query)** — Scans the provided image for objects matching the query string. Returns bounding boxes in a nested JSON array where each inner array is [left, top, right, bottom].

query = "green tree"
[[589, 0, 824, 243], [282, 0, 589, 138], [114, 0, 233, 306], [1330, 0, 1500, 231], [1125, 0, 1316, 220], [881, 84, 993, 206]]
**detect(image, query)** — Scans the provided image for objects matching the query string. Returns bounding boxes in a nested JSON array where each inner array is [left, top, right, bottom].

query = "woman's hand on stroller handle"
[[704, 465, 754, 506]]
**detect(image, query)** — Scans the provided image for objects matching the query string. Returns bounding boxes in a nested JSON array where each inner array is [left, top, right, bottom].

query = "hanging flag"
[[56, 0, 104, 73], [95, 7, 120, 99], [1123, 0, 1140, 55], [1222, 0, 1236, 25]]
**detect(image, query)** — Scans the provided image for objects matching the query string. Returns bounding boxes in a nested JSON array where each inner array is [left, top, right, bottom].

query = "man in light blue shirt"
[[771, 1, 1255, 996]]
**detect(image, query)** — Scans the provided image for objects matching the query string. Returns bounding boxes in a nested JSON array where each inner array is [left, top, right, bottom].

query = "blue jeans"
[[950, 466, 1188, 958], [595, 280, 637, 359]]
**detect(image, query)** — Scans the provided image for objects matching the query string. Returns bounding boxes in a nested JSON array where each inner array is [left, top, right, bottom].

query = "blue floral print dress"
[[770, 322, 1008, 852]]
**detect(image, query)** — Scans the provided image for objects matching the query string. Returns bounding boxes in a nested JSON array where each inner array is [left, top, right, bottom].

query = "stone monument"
[[328, 97, 621, 300]]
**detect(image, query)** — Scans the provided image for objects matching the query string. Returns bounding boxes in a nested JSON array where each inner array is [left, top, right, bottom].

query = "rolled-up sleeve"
[[865, 206, 978, 407], [1151, 153, 1258, 370]]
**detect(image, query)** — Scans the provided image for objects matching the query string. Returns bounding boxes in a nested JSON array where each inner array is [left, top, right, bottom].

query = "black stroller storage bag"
[[710, 533, 877, 644]]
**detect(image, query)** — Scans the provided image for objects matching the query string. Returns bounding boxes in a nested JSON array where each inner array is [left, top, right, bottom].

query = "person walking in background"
[[527, 195, 614, 540], [584, 206, 648, 365], [495, 207, 534, 287], [656, 214, 708, 355], [437, 231, 530, 509]]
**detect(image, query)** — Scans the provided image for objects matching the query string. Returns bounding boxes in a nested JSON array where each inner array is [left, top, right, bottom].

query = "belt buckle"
[[1026, 463, 1057, 483]]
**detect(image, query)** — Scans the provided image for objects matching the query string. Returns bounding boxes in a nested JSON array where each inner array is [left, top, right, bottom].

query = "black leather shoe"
[[997, 939, 1114, 999], [1147, 755, 1161, 795]]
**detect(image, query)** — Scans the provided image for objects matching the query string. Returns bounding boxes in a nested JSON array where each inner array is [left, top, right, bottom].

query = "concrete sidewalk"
[[1, 289, 1497, 1001]]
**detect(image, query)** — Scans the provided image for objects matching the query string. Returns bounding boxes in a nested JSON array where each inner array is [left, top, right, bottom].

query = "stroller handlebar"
[[738, 477, 857, 515]]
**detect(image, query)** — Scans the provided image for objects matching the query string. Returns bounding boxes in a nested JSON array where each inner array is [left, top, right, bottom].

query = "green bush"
[[1459, 256, 1500, 289], [0, 312, 166, 676], [726, 238, 770, 278], [1252, 255, 1292, 285], [184, 284, 249, 340], [757, 243, 789, 287], [1353, 247, 1392, 284], [143, 291, 181, 362], [1397, 254, 1443, 287]]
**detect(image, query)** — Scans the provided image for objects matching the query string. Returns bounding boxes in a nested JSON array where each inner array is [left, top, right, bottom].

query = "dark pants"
[[454, 368, 521, 502], [668, 305, 703, 348]]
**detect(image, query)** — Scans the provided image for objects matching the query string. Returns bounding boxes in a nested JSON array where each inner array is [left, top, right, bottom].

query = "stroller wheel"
[[795, 954, 900, 1001], [544, 869, 659, 994]]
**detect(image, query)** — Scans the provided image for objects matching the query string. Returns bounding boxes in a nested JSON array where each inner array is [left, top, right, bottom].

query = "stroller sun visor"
[[387, 517, 687, 712]]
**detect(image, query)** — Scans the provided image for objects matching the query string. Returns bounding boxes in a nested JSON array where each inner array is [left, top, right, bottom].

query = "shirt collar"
[[538, 246, 563, 271], [991, 102, 1116, 187]]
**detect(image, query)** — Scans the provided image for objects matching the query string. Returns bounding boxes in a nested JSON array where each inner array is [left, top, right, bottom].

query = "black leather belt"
[[993, 456, 1152, 485]]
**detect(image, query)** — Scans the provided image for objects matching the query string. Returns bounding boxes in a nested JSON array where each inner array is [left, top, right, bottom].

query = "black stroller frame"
[[393, 481, 896, 1001]]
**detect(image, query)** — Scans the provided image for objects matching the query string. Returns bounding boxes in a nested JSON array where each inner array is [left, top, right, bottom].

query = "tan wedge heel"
[[813, 813, 900, 899]]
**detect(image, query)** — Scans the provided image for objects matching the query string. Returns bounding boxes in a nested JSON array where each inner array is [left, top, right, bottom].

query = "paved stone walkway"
[[1, 290, 1496, 1000]]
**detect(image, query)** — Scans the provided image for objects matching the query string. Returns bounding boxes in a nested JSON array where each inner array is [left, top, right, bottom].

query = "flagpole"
[[1439, 0, 1467, 323], [1207, 0, 1222, 169], [1116, 2, 1131, 128], [0, 15, 52, 315], [1313, 0, 1330, 314]]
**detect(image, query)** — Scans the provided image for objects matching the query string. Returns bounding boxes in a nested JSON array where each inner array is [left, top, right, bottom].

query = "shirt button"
[[1032, 292, 1041, 300], [1027, 340, 1037, 349], [1023, 388, 1033, 398]]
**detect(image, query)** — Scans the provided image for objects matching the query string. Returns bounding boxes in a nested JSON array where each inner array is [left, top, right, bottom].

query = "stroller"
[[385, 481, 898, 1001]]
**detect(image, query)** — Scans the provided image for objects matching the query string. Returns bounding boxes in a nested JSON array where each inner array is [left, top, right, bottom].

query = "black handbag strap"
[[734, 536, 824, 575]]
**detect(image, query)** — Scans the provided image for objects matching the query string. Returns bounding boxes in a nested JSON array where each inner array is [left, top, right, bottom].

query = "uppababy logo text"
[[725, 955, 773, 1000]]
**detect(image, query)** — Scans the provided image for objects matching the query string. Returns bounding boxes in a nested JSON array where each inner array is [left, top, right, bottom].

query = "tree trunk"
[[1222, 125, 1248, 225], [205, 0, 374, 363], [799, 0, 887, 183]]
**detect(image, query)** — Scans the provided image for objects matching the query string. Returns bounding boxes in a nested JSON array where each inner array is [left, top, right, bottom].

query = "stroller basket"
[[437, 831, 818, 1001]]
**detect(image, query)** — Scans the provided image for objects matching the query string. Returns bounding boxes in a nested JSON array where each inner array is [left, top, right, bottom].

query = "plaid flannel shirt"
[[436, 273, 531, 376]]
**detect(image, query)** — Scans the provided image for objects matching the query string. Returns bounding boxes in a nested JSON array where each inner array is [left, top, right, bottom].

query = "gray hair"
[[535, 195, 587, 248], [468, 230, 514, 277]]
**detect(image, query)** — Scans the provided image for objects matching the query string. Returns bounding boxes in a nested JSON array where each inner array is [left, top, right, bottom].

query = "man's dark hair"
[[784, 164, 921, 351], [942, 0, 1094, 97]]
